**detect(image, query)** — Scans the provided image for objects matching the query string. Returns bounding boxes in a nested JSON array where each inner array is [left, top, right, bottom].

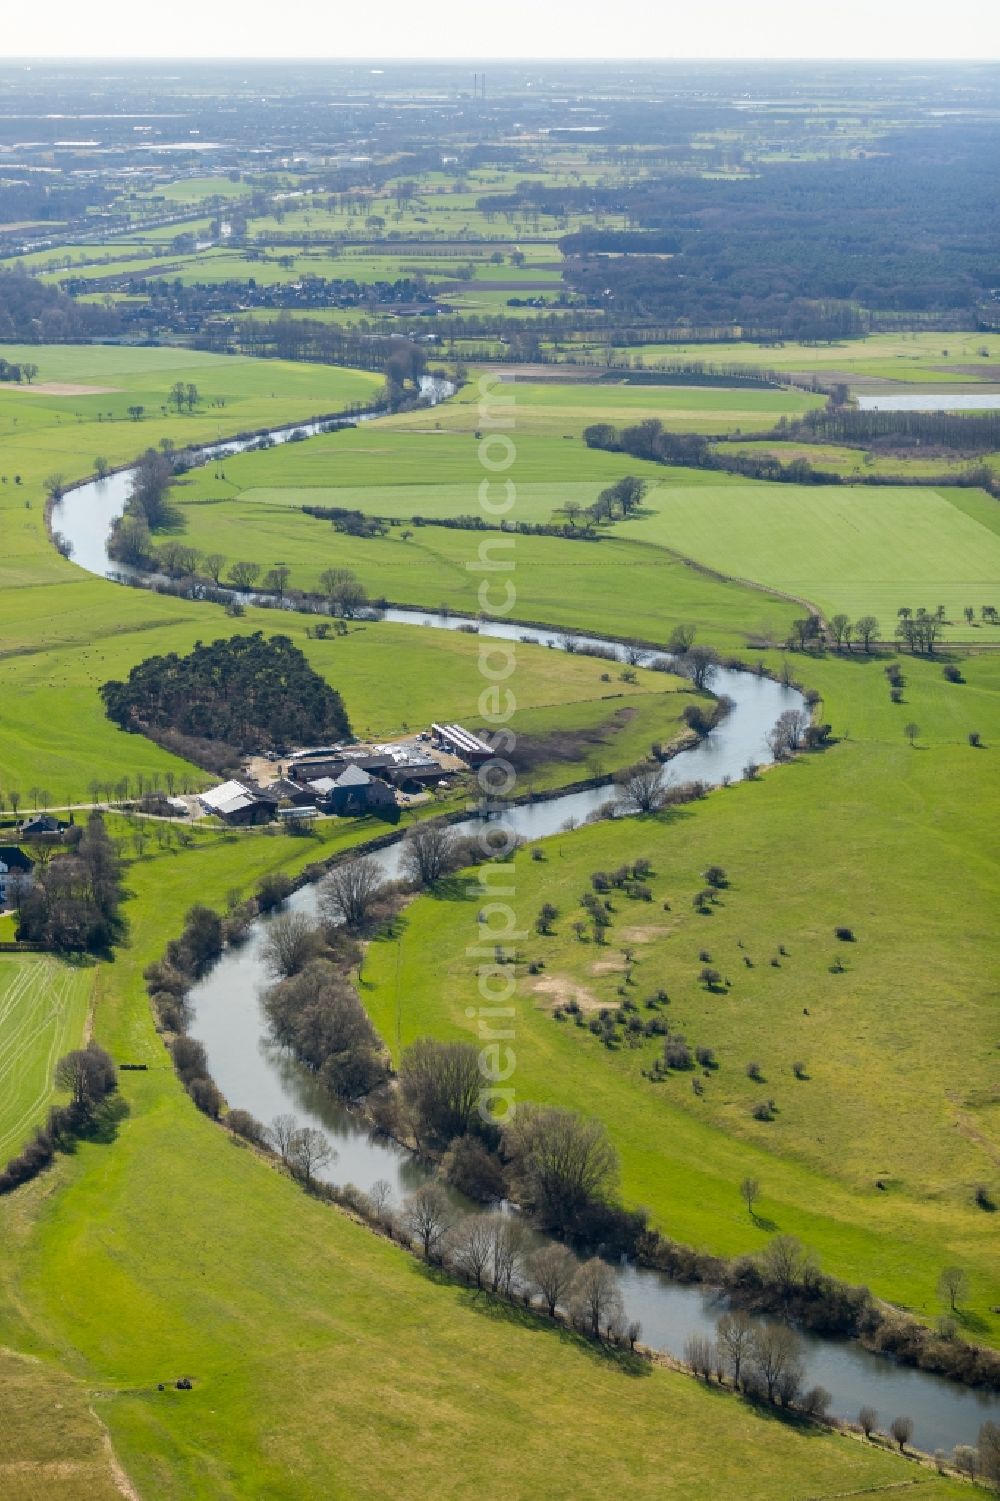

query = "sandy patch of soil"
[[528, 974, 605, 1012], [7, 381, 120, 396], [618, 924, 669, 943]]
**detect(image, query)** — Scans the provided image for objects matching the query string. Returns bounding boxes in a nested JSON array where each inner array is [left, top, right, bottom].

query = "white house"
[[0, 847, 34, 909]]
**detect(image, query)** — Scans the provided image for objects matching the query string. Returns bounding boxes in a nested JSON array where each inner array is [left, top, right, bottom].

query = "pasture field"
[[0, 828, 967, 1501], [0, 343, 380, 597], [363, 647, 1000, 1338], [0, 960, 95, 1161], [0, 1348, 124, 1501], [620, 480, 1000, 638], [574, 331, 1000, 385], [719, 438, 1000, 480], [386, 377, 825, 436], [170, 510, 798, 650]]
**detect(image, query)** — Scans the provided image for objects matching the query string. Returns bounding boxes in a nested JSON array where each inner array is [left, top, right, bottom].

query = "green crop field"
[[576, 331, 1000, 385], [363, 646, 1000, 1337], [389, 377, 825, 436], [0, 959, 95, 1160], [619, 479, 1000, 638]]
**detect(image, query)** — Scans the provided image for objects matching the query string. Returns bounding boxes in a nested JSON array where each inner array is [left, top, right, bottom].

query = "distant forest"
[[482, 126, 1000, 336], [0, 269, 121, 341], [101, 633, 351, 758]]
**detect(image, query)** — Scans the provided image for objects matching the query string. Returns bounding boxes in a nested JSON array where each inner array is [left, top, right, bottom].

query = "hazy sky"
[[4, 0, 999, 61]]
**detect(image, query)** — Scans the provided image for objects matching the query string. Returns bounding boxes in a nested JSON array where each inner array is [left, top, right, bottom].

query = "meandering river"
[[48, 403, 1000, 1454]]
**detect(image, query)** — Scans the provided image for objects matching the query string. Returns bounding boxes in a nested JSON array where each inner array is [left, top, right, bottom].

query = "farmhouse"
[[288, 748, 391, 783], [19, 813, 68, 836], [198, 779, 276, 826], [316, 766, 398, 816], [0, 846, 34, 908]]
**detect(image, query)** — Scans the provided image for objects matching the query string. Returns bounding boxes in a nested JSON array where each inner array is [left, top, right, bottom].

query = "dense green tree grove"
[[100, 632, 351, 753]]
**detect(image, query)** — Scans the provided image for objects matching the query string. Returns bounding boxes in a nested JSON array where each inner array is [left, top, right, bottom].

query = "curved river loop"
[[49, 393, 1000, 1454]]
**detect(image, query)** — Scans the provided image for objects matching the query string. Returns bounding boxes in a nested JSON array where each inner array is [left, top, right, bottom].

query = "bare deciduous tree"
[[403, 1181, 453, 1259], [616, 761, 666, 815], [448, 1214, 495, 1289], [676, 644, 719, 690], [571, 1257, 624, 1338], [766, 708, 810, 760], [369, 1178, 393, 1223], [858, 1405, 879, 1439], [937, 1265, 968, 1312], [267, 1112, 299, 1161], [716, 1309, 755, 1388], [400, 821, 459, 887], [684, 1332, 716, 1381], [526, 1242, 578, 1316], [489, 1212, 526, 1296], [749, 1323, 804, 1404], [399, 1039, 481, 1146], [262, 911, 323, 977], [890, 1414, 914, 1451], [503, 1105, 618, 1236], [321, 856, 385, 931], [740, 1176, 761, 1217]]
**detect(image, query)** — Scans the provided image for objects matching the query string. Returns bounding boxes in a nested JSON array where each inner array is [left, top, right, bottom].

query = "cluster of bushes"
[[171, 1035, 224, 1119], [794, 405, 1000, 454], [145, 882, 285, 1034], [0, 1045, 119, 1194], [302, 504, 388, 539], [583, 418, 843, 486], [263, 955, 390, 1099]]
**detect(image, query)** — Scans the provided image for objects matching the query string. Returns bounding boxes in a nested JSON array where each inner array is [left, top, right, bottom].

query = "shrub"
[[890, 687, 903, 703], [975, 1183, 996, 1212], [801, 1384, 832, 1419], [257, 871, 293, 912], [171, 1034, 209, 1086], [834, 926, 856, 942], [890, 1414, 914, 1451], [942, 665, 964, 683], [746, 1060, 764, 1082], [227, 1108, 266, 1144], [441, 1134, 507, 1200], [792, 1060, 808, 1080], [858, 1405, 878, 1439], [188, 1076, 224, 1118], [752, 1100, 775, 1122], [969, 730, 982, 747], [695, 1046, 717, 1069], [663, 1037, 693, 1070]]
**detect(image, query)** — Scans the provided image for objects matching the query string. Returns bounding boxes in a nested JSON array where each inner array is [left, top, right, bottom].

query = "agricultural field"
[[620, 479, 1000, 639], [584, 332, 1000, 387], [0, 959, 95, 1160], [386, 377, 826, 437], [363, 645, 1000, 1337]]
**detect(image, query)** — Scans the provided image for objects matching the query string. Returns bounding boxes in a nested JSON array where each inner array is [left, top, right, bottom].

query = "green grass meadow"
[[363, 646, 1000, 1337]]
